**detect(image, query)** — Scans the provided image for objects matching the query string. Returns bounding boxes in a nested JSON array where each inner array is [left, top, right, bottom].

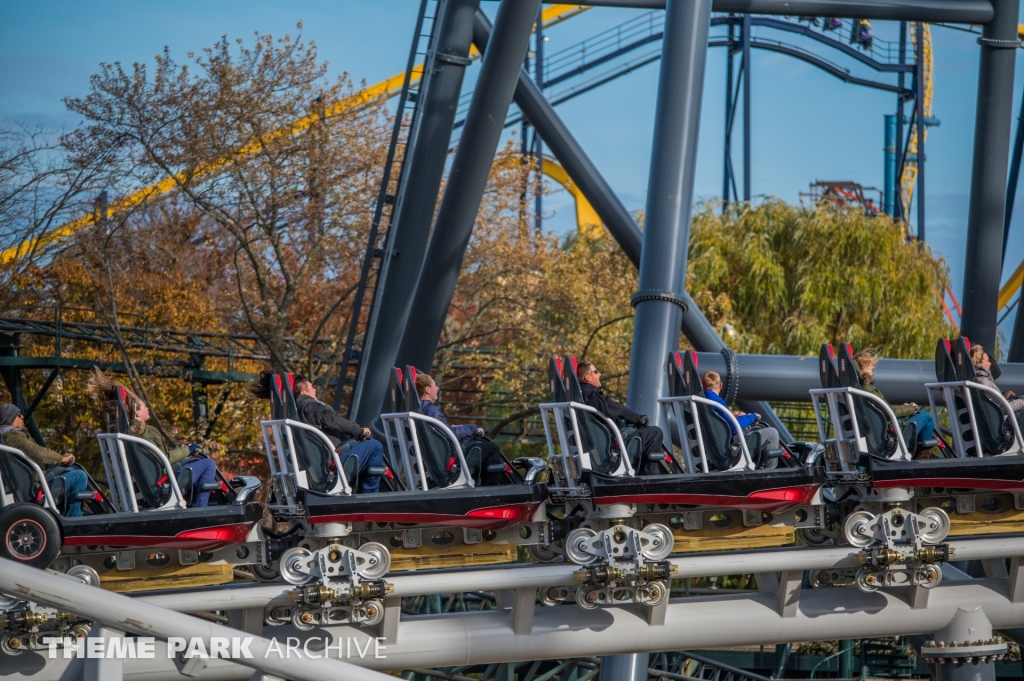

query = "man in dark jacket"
[[576, 361, 665, 468], [293, 377, 384, 493]]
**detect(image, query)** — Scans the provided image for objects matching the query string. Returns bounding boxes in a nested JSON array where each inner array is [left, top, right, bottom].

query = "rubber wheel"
[[0, 503, 61, 569]]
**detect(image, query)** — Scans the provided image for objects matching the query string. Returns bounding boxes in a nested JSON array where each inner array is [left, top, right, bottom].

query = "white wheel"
[[67, 564, 101, 587], [576, 585, 601, 610], [564, 528, 598, 566], [1, 633, 26, 656], [641, 523, 674, 561], [917, 563, 943, 589], [292, 606, 319, 631], [637, 581, 668, 607], [356, 543, 391, 580], [539, 586, 567, 607], [359, 600, 385, 627], [528, 543, 563, 563], [279, 547, 315, 585], [843, 511, 877, 548], [855, 567, 880, 593], [918, 508, 951, 544]]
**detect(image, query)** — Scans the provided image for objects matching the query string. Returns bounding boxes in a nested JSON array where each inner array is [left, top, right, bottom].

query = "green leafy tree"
[[687, 199, 956, 358]]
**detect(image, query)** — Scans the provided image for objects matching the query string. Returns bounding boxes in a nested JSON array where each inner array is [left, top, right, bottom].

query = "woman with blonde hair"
[[852, 348, 936, 447], [87, 368, 219, 506], [970, 344, 1024, 421]]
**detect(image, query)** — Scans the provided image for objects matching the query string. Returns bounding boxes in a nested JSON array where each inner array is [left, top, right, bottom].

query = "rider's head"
[[970, 343, 992, 370], [415, 372, 439, 402], [577, 361, 602, 388], [701, 371, 722, 393], [293, 375, 316, 399], [852, 348, 881, 379]]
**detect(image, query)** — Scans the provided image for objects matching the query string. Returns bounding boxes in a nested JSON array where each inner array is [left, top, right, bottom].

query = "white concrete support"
[[83, 626, 124, 681]]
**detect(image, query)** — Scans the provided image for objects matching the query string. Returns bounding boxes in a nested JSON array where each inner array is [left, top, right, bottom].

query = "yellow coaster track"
[[899, 23, 932, 225], [1, 5, 590, 266]]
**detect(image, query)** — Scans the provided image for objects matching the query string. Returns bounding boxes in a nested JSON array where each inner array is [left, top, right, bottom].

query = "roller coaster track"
[[899, 22, 932, 224], [0, 4, 590, 267]]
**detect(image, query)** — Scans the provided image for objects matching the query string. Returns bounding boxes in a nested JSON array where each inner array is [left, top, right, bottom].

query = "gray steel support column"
[[600, 653, 649, 681], [469, 6, 788, 439], [742, 13, 752, 201], [929, 608, 997, 681], [626, 0, 713, 425], [395, 0, 543, 375], [350, 0, 481, 424], [960, 0, 1019, 353]]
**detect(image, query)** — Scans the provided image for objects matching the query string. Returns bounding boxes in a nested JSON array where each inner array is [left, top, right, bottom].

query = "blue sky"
[[2, 1, 1022, 347]]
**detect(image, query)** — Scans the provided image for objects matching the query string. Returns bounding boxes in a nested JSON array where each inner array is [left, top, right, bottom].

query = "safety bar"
[[809, 386, 911, 464], [0, 444, 59, 512], [658, 395, 754, 473], [925, 380, 1024, 458], [379, 412, 473, 492], [260, 419, 350, 502], [539, 401, 633, 480], [96, 432, 186, 512]]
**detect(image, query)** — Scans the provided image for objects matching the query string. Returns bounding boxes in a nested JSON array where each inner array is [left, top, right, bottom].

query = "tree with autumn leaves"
[[0, 28, 956, 468]]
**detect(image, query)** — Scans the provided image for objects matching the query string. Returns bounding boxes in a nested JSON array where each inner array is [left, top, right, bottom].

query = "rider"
[[292, 376, 385, 494], [972, 344, 1024, 428], [88, 368, 219, 507], [576, 361, 665, 463], [853, 349, 936, 446], [415, 372, 509, 486], [701, 371, 781, 465], [0, 404, 88, 517]]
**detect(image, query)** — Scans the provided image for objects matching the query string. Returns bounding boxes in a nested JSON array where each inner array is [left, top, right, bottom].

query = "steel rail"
[[137, 534, 1024, 613]]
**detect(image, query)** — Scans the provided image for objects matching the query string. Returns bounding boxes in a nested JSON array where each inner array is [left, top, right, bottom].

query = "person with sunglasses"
[[576, 361, 666, 471]]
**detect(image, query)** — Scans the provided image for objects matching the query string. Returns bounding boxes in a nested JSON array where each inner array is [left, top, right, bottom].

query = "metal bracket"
[[403, 528, 422, 549], [630, 290, 689, 312], [1009, 557, 1024, 603], [720, 347, 740, 405], [777, 570, 802, 618], [116, 551, 135, 571], [978, 36, 1021, 49], [381, 595, 401, 645], [683, 511, 702, 530], [743, 509, 762, 527], [512, 588, 535, 635], [957, 495, 976, 514], [435, 51, 473, 66]]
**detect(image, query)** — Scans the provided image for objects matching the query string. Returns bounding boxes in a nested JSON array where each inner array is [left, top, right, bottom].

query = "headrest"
[[403, 366, 424, 414], [679, 350, 703, 397], [549, 357, 568, 401], [270, 374, 300, 420], [952, 336, 978, 382], [935, 338, 957, 382], [666, 352, 686, 397], [818, 344, 840, 389], [837, 342, 861, 389], [563, 356, 584, 402], [389, 367, 407, 413], [114, 386, 133, 434]]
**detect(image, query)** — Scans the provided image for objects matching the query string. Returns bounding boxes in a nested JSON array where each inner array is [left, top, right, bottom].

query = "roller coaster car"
[[260, 371, 549, 606], [0, 389, 263, 575], [541, 353, 824, 515], [809, 342, 953, 591], [866, 337, 1024, 492]]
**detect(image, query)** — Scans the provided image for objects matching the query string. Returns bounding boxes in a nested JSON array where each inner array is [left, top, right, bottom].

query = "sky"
[[2, 1, 1023, 349]]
